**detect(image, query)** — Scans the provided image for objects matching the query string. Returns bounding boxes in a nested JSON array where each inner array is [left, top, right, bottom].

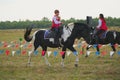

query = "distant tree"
[[0, 17, 120, 29], [41, 17, 50, 21]]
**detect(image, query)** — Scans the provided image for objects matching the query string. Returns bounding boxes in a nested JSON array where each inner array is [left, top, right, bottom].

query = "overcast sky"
[[0, 0, 120, 21]]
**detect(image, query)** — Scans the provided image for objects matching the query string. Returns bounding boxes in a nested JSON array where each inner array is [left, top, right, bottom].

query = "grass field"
[[0, 28, 120, 80]]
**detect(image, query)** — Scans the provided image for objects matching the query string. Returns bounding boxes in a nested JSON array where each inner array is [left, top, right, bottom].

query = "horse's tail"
[[24, 27, 33, 42]]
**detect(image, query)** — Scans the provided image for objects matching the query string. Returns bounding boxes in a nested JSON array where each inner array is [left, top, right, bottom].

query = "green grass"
[[0, 29, 120, 80]]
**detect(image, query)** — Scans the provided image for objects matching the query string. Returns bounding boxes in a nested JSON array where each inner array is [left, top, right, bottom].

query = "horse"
[[66, 23, 120, 57], [24, 23, 79, 67]]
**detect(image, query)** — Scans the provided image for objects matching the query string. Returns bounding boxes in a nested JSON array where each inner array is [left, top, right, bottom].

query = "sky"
[[0, 0, 120, 21]]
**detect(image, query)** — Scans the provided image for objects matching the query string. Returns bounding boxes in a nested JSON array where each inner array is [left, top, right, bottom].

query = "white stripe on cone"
[[7, 45, 11, 48], [12, 51, 16, 56], [20, 45, 23, 48], [67, 51, 71, 56], [47, 51, 52, 57], [28, 51, 32, 56]]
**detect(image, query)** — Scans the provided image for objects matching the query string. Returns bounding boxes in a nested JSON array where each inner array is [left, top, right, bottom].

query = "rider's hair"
[[99, 13, 106, 22], [99, 14, 104, 19], [54, 10, 59, 14]]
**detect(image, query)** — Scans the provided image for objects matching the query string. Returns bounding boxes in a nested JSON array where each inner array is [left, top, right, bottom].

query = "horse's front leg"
[[96, 45, 100, 56], [85, 45, 93, 57], [110, 44, 116, 58], [42, 46, 51, 66], [61, 47, 66, 67], [68, 46, 79, 67], [28, 42, 40, 66], [28, 49, 34, 65]]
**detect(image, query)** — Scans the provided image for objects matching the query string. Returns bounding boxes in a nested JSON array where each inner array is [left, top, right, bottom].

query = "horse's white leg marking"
[[110, 51, 115, 58], [28, 31, 37, 65], [75, 55, 79, 67], [61, 59, 64, 67], [88, 45, 92, 48], [43, 55, 51, 66], [86, 50, 91, 56], [28, 48, 34, 65]]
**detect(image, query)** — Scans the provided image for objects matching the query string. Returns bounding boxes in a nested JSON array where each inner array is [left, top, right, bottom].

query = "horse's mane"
[[74, 22, 91, 30], [67, 23, 74, 27], [74, 22, 89, 27]]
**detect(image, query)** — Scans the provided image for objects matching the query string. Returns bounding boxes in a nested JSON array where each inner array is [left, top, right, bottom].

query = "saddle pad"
[[100, 31, 108, 39], [44, 30, 55, 39]]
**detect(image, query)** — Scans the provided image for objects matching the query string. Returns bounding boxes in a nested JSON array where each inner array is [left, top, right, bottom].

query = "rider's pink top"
[[97, 18, 108, 31], [51, 15, 61, 28]]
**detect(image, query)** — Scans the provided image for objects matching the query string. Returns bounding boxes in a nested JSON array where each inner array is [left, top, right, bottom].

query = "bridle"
[[65, 25, 72, 33], [88, 32, 93, 45]]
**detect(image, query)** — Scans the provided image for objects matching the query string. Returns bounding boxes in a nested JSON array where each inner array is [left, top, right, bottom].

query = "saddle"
[[98, 31, 108, 39], [44, 29, 62, 45], [44, 30, 56, 39]]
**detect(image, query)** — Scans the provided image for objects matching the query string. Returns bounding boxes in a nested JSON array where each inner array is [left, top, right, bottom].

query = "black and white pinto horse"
[[24, 23, 79, 67]]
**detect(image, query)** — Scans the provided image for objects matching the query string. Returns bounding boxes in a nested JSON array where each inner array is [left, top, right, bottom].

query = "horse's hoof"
[[85, 55, 88, 58], [97, 56, 101, 58], [45, 62, 51, 67], [75, 64, 78, 67], [27, 62, 30, 65], [26, 62, 31, 67], [62, 65, 64, 67], [48, 63, 51, 67], [61, 62, 64, 67], [110, 56, 113, 59]]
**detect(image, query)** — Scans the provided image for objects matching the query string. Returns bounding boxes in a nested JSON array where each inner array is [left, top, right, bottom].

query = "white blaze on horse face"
[[62, 23, 74, 42]]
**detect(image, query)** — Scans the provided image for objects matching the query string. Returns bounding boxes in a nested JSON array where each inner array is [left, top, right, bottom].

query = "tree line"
[[0, 17, 120, 29]]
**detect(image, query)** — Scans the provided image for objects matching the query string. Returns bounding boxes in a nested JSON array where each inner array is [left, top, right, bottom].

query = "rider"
[[51, 9, 62, 44], [94, 14, 108, 39]]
